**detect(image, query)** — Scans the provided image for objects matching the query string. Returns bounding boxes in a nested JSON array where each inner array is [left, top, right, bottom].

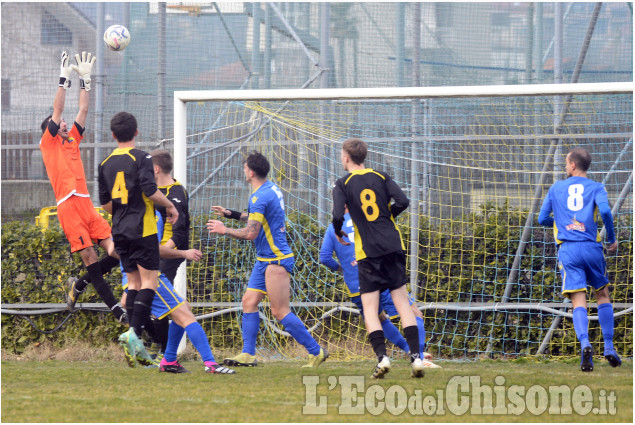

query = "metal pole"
[[600, 172, 633, 240], [542, 3, 575, 64], [396, 3, 405, 87], [317, 3, 331, 224], [553, 2, 564, 183], [251, 3, 261, 89], [533, 2, 544, 180], [158, 2, 166, 139], [409, 3, 422, 295], [263, 5, 272, 89], [93, 3, 105, 201], [535, 3, 543, 83], [525, 3, 534, 85], [122, 3, 130, 111]]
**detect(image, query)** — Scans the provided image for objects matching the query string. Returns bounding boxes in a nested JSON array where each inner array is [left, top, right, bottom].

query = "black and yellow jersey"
[[98, 147, 158, 239], [332, 168, 409, 261], [156, 180, 190, 282]]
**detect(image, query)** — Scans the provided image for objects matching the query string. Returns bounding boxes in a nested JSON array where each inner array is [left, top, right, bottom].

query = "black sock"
[[126, 289, 138, 328], [143, 316, 159, 343], [403, 325, 421, 362], [153, 316, 170, 352], [86, 262, 123, 320], [76, 256, 120, 292], [368, 330, 387, 361], [130, 289, 155, 338]]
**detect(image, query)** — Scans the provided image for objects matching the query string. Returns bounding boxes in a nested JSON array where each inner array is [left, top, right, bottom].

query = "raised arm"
[[51, 51, 73, 125], [71, 52, 96, 128], [75, 81, 90, 128]]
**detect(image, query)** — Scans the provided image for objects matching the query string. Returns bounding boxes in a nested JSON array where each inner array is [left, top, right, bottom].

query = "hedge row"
[[2, 205, 632, 358]]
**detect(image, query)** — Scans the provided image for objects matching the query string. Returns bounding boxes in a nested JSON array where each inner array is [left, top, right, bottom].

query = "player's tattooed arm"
[[207, 218, 261, 240]]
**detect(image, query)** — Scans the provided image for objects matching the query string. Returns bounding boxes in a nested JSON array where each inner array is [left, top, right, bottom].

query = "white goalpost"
[[171, 82, 632, 359]]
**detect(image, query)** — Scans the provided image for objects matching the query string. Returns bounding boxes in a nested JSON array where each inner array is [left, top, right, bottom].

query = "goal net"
[[173, 83, 632, 360]]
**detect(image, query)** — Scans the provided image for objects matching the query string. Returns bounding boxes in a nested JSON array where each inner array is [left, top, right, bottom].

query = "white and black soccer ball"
[[104, 24, 130, 51]]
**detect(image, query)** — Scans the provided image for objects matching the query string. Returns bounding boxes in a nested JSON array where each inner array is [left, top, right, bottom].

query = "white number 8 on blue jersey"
[[567, 184, 584, 211]]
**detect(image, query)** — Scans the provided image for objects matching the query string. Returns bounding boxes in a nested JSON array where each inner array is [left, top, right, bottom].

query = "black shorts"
[[114, 234, 160, 273], [357, 250, 408, 294]]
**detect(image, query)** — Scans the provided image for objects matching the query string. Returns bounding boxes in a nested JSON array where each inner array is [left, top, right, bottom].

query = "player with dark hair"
[[320, 208, 438, 367], [39, 51, 126, 323], [332, 138, 424, 379], [207, 151, 328, 368], [120, 212, 235, 374], [98, 111, 179, 363], [148, 148, 195, 357], [538, 147, 621, 372]]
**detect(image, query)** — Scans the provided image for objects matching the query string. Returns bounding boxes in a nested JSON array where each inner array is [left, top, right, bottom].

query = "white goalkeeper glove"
[[58, 51, 73, 89], [71, 51, 96, 91]]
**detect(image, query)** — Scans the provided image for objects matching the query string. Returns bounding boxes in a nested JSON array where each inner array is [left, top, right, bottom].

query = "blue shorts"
[[558, 241, 610, 296], [123, 273, 185, 319], [351, 289, 416, 319], [247, 257, 295, 294]]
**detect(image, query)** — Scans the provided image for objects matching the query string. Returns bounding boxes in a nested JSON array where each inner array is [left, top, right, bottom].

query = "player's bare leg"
[[362, 291, 392, 378], [265, 264, 327, 368], [390, 287, 424, 378]]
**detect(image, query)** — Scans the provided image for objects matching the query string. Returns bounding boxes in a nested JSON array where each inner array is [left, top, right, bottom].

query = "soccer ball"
[[103, 25, 130, 51]]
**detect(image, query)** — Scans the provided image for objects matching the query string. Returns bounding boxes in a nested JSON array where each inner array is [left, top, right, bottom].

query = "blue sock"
[[164, 321, 185, 362], [597, 303, 615, 353], [241, 312, 260, 356], [572, 306, 590, 349], [416, 316, 426, 357], [381, 318, 409, 353], [280, 312, 321, 356], [185, 322, 215, 363]]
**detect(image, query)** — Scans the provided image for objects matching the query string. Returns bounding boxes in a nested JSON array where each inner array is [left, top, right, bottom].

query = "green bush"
[[1, 222, 127, 353]]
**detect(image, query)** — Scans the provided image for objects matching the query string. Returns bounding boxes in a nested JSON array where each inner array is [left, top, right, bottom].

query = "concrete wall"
[[1, 180, 97, 213]]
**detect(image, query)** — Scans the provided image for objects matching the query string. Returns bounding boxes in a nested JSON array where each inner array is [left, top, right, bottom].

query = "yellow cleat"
[[223, 352, 258, 367], [302, 347, 329, 368]]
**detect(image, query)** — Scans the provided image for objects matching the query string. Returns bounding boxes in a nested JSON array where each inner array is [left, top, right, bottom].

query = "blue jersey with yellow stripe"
[[539, 176, 611, 244], [319, 213, 359, 297], [248, 180, 293, 261]]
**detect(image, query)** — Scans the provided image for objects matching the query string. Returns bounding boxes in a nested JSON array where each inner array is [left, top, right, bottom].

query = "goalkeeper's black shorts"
[[357, 250, 407, 294]]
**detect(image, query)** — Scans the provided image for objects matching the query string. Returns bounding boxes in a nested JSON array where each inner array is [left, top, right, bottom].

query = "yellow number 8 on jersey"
[[360, 188, 379, 221]]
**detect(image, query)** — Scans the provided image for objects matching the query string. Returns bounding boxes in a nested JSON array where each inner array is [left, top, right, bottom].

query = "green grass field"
[[1, 357, 632, 422]]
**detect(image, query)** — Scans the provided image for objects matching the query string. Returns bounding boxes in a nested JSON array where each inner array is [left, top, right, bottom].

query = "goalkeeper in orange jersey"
[[40, 51, 126, 323]]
